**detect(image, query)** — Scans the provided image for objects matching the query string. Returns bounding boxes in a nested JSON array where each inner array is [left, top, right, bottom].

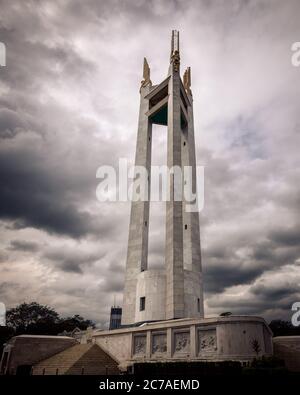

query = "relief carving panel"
[[133, 335, 146, 355], [152, 332, 167, 354], [198, 329, 217, 354], [174, 331, 190, 354]]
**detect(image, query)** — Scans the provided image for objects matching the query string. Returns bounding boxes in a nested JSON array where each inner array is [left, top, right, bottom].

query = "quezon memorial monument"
[[88, 31, 274, 370], [7, 31, 299, 376], [122, 29, 204, 326]]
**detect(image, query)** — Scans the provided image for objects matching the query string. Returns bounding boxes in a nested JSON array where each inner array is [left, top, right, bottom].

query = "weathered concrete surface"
[[0, 335, 77, 375], [165, 47, 185, 320], [122, 83, 152, 325], [93, 316, 273, 369], [273, 336, 300, 371], [32, 343, 120, 375], [122, 31, 204, 325], [135, 269, 166, 322]]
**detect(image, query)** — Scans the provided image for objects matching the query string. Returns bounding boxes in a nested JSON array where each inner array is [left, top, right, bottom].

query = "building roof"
[[15, 334, 73, 339], [32, 343, 120, 375]]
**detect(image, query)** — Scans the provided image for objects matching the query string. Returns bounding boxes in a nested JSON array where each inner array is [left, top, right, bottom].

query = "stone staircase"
[[32, 343, 120, 375]]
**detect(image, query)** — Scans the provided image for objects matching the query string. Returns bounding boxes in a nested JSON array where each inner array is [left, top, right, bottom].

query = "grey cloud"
[[250, 283, 300, 300], [103, 260, 125, 292], [0, 108, 27, 139], [0, 130, 119, 238], [10, 239, 40, 252], [0, 0, 300, 325], [0, 281, 20, 297], [43, 246, 105, 273], [203, 264, 262, 294], [101, 276, 124, 293], [0, 159, 95, 238], [0, 26, 96, 92], [207, 287, 300, 315], [0, 252, 8, 263], [269, 225, 300, 247]]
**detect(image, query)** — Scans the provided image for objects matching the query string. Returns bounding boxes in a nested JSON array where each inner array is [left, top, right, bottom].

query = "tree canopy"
[[269, 319, 300, 337], [5, 302, 95, 336]]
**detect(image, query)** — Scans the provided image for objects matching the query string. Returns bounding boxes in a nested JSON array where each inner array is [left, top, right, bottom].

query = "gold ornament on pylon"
[[171, 50, 180, 72], [183, 67, 192, 95], [140, 57, 152, 92]]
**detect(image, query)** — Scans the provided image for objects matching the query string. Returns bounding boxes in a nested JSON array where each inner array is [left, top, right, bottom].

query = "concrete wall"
[[122, 34, 204, 325], [135, 270, 166, 322], [122, 83, 152, 325], [183, 270, 203, 318], [133, 268, 204, 323], [217, 321, 267, 358], [94, 332, 132, 369], [0, 335, 77, 375], [32, 344, 120, 376], [273, 336, 300, 372], [93, 316, 273, 369]]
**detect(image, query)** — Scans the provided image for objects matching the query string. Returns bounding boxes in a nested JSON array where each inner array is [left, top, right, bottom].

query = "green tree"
[[6, 302, 60, 335], [1, 302, 95, 352], [269, 320, 300, 337], [57, 314, 95, 333], [6, 302, 95, 336], [251, 338, 261, 356]]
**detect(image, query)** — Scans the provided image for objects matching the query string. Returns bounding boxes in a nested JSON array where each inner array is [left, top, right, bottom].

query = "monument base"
[[90, 315, 273, 370]]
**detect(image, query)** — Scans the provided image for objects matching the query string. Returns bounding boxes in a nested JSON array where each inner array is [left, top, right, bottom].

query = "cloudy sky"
[[0, 0, 300, 328]]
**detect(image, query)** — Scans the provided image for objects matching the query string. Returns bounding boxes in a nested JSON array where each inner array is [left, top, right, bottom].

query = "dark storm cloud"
[[207, 275, 300, 313], [10, 239, 40, 252], [43, 247, 105, 273], [0, 147, 98, 238], [0, 108, 26, 139], [0, 0, 300, 326], [0, 3, 127, 240], [0, 10, 103, 239], [250, 283, 300, 300], [0, 24, 95, 92], [101, 277, 124, 293], [251, 241, 274, 261], [203, 264, 262, 293], [269, 225, 300, 247], [253, 242, 300, 267], [203, 225, 300, 295], [101, 261, 125, 292]]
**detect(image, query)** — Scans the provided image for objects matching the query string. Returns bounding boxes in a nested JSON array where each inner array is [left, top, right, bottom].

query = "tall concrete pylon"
[[122, 31, 204, 325]]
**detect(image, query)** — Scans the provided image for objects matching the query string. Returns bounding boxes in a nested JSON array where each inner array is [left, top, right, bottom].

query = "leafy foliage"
[[269, 320, 300, 337], [251, 338, 261, 355], [250, 356, 285, 369], [56, 314, 95, 333], [5, 302, 95, 337], [6, 302, 60, 334]]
